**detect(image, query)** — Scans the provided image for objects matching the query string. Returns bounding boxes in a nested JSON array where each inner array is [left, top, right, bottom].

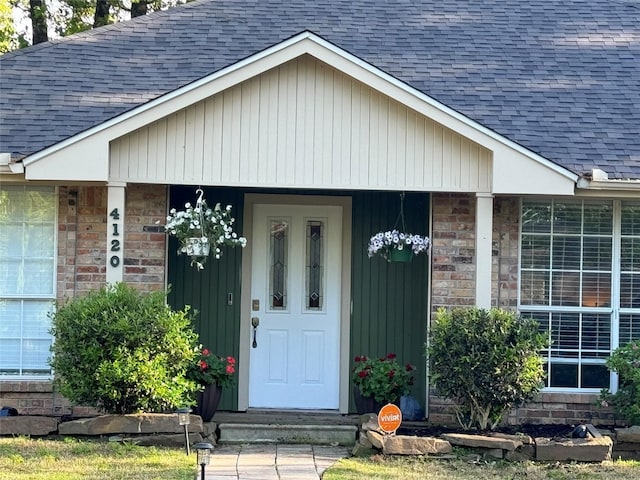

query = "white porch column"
[[106, 183, 126, 284], [475, 193, 494, 308]]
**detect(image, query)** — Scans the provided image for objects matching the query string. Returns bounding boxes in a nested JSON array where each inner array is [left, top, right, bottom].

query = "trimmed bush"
[[427, 307, 547, 430], [600, 340, 640, 424], [49, 283, 199, 414]]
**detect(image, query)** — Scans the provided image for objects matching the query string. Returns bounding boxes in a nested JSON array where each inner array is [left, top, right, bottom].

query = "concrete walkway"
[[201, 444, 350, 479]]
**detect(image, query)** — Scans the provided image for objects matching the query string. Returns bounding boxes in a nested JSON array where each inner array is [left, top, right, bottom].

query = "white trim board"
[[22, 32, 576, 195]]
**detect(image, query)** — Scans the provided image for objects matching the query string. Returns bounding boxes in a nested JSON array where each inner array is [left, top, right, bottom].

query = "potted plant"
[[352, 353, 415, 414], [368, 193, 430, 262], [162, 189, 247, 270], [367, 229, 431, 262], [187, 346, 237, 421]]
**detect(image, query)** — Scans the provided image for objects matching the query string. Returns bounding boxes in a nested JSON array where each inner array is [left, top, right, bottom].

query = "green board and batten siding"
[[167, 186, 244, 411], [350, 191, 429, 411], [167, 187, 430, 412]]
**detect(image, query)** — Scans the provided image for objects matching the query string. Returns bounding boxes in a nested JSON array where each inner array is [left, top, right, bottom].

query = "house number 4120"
[[109, 208, 121, 267]]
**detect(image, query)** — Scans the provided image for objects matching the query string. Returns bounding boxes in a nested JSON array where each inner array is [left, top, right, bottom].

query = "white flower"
[[367, 229, 430, 261], [164, 194, 247, 269]]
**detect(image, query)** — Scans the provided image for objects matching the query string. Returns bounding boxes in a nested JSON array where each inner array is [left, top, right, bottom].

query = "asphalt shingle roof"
[[1, 0, 639, 179]]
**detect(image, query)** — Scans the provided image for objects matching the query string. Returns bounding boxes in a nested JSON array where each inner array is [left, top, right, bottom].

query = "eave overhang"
[[20, 31, 577, 195]]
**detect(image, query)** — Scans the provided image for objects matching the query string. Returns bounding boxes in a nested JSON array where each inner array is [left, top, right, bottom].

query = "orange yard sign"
[[377, 403, 402, 433]]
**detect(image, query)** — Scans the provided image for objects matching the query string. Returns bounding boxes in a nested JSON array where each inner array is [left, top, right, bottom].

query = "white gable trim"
[[23, 31, 577, 194]]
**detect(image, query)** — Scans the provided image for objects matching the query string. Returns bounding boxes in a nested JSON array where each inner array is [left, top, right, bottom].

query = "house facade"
[[1, 0, 638, 425]]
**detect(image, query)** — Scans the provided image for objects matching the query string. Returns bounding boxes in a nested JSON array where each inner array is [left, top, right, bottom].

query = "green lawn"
[[324, 454, 640, 480], [2, 437, 639, 480], [0, 437, 193, 480]]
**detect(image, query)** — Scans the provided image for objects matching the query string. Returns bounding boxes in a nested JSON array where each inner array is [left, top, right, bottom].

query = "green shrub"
[[426, 307, 547, 430], [599, 340, 640, 424], [49, 283, 200, 414]]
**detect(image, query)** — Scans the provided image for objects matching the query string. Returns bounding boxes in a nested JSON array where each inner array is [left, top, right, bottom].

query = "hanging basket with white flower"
[[162, 189, 247, 270], [367, 193, 431, 262]]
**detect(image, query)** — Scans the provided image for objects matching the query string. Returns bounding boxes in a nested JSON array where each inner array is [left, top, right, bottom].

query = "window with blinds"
[[0, 186, 57, 378], [520, 199, 640, 390]]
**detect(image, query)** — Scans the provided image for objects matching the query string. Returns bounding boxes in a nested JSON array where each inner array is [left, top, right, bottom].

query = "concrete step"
[[218, 423, 357, 446]]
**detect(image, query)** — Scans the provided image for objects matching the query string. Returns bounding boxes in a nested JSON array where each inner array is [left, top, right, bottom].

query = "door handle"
[[251, 317, 259, 348]]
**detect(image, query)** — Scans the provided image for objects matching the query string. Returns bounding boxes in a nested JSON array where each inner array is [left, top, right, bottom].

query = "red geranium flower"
[[351, 352, 414, 404], [188, 346, 237, 389]]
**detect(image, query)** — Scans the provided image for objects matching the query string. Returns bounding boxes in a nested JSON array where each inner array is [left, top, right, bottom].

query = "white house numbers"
[[106, 184, 125, 283], [109, 208, 122, 268]]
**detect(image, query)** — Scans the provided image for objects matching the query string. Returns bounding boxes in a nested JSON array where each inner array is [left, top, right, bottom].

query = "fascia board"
[[24, 31, 577, 190]]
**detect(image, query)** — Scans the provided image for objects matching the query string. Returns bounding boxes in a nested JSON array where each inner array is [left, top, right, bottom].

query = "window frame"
[[0, 185, 58, 380], [517, 198, 634, 393]]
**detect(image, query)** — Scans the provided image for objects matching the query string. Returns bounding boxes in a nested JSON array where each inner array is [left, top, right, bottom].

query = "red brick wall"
[[57, 184, 168, 296], [509, 393, 618, 427], [430, 193, 476, 308], [1, 184, 168, 417], [429, 392, 619, 428], [427, 194, 617, 426], [3, 187, 613, 425], [492, 196, 519, 308], [431, 193, 519, 310], [74, 186, 109, 295], [123, 184, 167, 291]]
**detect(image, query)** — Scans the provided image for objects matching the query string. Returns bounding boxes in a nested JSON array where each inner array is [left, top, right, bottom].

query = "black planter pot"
[[352, 386, 386, 415], [194, 384, 223, 422]]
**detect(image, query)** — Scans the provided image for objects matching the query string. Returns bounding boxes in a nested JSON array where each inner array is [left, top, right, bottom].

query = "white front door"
[[248, 203, 342, 409]]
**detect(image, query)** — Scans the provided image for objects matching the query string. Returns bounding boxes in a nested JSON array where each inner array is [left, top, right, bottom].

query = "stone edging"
[[0, 414, 217, 447], [353, 414, 636, 462]]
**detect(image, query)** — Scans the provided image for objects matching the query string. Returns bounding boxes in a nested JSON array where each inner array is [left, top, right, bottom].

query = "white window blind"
[[0, 185, 56, 377], [519, 199, 630, 390]]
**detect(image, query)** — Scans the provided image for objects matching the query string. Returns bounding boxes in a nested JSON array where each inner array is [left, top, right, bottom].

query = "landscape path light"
[[175, 407, 191, 455], [194, 442, 213, 480]]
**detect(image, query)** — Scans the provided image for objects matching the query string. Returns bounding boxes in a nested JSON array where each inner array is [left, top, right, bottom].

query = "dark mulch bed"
[[396, 423, 596, 440]]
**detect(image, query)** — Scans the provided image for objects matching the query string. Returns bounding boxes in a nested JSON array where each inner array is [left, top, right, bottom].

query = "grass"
[[0, 437, 193, 480], [2, 437, 639, 479], [323, 454, 640, 480]]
